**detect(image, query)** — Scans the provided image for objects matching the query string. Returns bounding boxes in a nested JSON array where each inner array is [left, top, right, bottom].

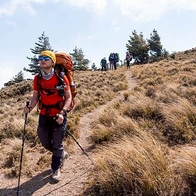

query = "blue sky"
[[0, 0, 196, 88]]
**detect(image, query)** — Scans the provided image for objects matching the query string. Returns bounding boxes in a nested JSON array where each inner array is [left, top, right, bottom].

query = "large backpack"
[[54, 52, 77, 112], [114, 53, 119, 62]]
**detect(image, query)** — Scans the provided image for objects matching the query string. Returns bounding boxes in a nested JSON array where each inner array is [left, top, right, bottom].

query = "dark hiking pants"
[[37, 114, 67, 171], [127, 60, 130, 69]]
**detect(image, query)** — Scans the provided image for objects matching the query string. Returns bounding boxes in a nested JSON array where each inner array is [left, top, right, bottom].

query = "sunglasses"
[[38, 56, 51, 61]]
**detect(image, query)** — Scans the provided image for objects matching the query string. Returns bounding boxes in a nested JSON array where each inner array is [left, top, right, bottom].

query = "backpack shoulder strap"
[[36, 72, 42, 90]]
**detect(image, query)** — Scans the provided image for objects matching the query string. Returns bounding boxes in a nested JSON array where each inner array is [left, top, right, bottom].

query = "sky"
[[0, 0, 196, 88]]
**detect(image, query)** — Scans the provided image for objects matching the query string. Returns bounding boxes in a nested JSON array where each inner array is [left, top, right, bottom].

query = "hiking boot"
[[52, 169, 61, 182], [61, 150, 69, 169]]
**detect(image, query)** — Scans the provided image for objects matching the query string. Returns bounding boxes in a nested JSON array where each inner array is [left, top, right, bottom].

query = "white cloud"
[[114, 0, 196, 22], [0, 0, 107, 17], [1, 0, 196, 19], [70, 31, 100, 46], [6, 19, 16, 26], [62, 0, 107, 14], [0, 0, 46, 17]]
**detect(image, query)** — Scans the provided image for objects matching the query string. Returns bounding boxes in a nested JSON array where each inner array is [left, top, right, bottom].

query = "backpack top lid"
[[55, 52, 73, 71]]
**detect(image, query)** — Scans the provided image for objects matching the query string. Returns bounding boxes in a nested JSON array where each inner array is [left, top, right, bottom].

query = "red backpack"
[[55, 52, 77, 112]]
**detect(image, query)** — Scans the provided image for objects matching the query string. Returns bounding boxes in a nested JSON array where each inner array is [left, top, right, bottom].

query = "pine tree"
[[24, 31, 54, 75], [12, 71, 24, 83], [126, 30, 149, 64], [147, 29, 163, 61], [70, 46, 90, 71], [4, 71, 24, 86]]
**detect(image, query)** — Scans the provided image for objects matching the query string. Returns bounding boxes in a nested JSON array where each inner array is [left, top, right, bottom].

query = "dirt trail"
[[0, 70, 137, 196]]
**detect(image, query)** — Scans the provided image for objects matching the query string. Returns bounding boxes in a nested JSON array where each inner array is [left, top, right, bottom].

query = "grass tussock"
[[162, 98, 196, 144], [91, 108, 142, 144], [84, 133, 182, 196], [171, 145, 196, 194], [174, 146, 196, 178], [122, 91, 163, 121]]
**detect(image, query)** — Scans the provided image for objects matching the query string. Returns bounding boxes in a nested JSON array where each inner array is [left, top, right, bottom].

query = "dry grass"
[[0, 68, 127, 178], [1, 49, 196, 195], [84, 133, 183, 196], [161, 98, 196, 144], [83, 50, 196, 195]]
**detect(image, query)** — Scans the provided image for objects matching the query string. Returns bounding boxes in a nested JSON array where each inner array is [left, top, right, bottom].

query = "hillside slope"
[[0, 70, 136, 196]]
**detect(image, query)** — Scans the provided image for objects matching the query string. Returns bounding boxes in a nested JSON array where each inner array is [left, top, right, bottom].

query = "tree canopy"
[[4, 71, 24, 86], [24, 32, 90, 73], [126, 29, 168, 64], [24, 31, 54, 75], [126, 30, 149, 64], [70, 46, 90, 70]]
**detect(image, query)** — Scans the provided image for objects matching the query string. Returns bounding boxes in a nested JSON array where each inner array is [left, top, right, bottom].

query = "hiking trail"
[[0, 70, 137, 196]]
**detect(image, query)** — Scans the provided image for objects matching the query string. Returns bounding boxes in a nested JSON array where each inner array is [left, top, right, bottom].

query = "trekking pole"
[[65, 127, 94, 165], [54, 114, 94, 164], [17, 101, 29, 196]]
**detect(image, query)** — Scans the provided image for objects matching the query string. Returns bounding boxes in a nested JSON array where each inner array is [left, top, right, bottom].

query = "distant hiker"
[[101, 57, 107, 71], [125, 52, 133, 69], [24, 50, 72, 182], [109, 53, 114, 70], [113, 53, 119, 70]]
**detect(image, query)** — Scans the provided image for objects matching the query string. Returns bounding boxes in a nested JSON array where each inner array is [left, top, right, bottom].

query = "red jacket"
[[34, 73, 70, 116]]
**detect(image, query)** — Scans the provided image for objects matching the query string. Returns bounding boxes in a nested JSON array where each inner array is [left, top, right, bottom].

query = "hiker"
[[109, 53, 114, 70], [113, 53, 119, 70], [23, 50, 72, 182], [125, 52, 133, 69], [100, 57, 107, 71]]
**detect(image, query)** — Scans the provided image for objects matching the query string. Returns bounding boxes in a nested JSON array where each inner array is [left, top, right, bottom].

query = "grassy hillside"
[[0, 49, 196, 195], [83, 50, 196, 196], [0, 69, 127, 178]]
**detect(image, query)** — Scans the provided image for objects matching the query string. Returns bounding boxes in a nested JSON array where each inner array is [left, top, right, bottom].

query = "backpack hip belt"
[[38, 100, 65, 110]]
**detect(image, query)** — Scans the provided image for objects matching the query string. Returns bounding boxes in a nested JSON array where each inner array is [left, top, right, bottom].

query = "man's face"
[[39, 55, 53, 68]]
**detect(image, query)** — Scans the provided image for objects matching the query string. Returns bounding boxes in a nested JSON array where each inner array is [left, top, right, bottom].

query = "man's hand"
[[54, 114, 64, 124], [23, 101, 31, 114]]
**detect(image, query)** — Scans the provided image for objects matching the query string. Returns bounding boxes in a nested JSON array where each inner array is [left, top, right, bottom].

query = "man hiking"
[[24, 50, 72, 182], [100, 57, 107, 71], [125, 51, 133, 69], [108, 53, 114, 70]]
